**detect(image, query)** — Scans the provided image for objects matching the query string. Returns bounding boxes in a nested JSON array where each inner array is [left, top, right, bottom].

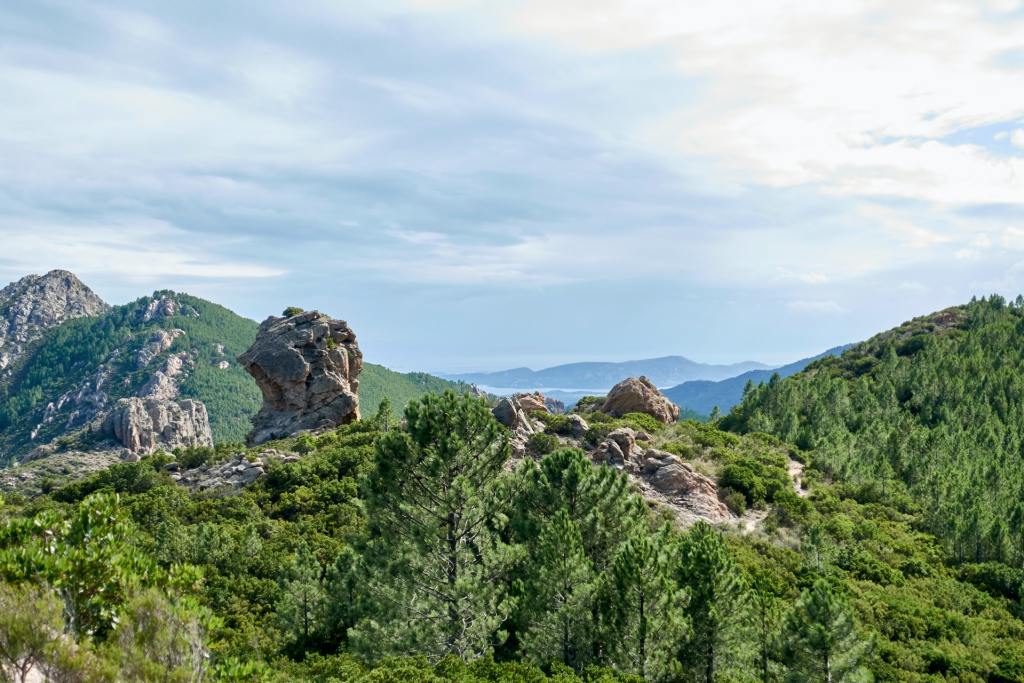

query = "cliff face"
[[0, 270, 108, 375], [239, 311, 362, 445]]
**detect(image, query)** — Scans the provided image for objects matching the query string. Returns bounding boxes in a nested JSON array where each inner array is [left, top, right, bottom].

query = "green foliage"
[[527, 432, 559, 456], [353, 392, 515, 660], [359, 363, 474, 417], [780, 579, 870, 683], [282, 307, 305, 317], [725, 296, 1024, 565]]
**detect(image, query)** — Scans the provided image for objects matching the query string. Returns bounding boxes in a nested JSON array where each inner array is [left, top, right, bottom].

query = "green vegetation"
[[359, 362, 474, 416], [0, 387, 1020, 680], [724, 295, 1024, 565]]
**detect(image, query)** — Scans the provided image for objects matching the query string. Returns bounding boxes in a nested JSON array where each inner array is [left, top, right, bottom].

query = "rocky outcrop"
[[514, 392, 549, 414], [599, 376, 680, 424], [172, 449, 298, 491], [103, 397, 213, 453], [589, 427, 731, 525], [138, 353, 192, 400], [239, 311, 362, 445], [0, 270, 107, 374], [136, 329, 185, 368]]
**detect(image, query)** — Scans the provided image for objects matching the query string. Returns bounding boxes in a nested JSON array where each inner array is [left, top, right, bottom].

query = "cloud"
[[1012, 129, 1024, 149]]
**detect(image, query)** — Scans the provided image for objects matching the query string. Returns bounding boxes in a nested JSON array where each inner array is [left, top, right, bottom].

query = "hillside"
[[360, 363, 475, 416], [0, 290, 263, 461], [664, 345, 850, 417], [724, 295, 1024, 565], [445, 356, 767, 392]]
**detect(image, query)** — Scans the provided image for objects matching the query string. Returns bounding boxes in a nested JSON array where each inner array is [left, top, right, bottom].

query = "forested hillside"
[[2, 391, 1023, 681], [724, 295, 1024, 565]]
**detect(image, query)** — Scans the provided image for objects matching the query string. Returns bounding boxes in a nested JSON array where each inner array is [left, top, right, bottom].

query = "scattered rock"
[[492, 395, 547, 458], [637, 449, 731, 523], [514, 392, 549, 414], [544, 396, 566, 414], [216, 360, 230, 370], [135, 329, 185, 368], [103, 397, 213, 454], [599, 376, 680, 424], [239, 311, 362, 445]]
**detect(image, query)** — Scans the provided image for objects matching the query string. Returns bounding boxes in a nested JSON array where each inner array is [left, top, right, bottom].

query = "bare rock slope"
[[103, 397, 213, 454], [239, 311, 362, 445]]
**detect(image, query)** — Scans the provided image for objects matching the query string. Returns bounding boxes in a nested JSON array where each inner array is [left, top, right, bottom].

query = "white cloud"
[[1012, 129, 1024, 149], [0, 218, 286, 283]]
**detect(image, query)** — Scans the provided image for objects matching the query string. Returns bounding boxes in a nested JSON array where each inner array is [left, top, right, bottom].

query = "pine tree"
[[518, 509, 596, 670], [351, 391, 515, 660], [676, 522, 751, 682], [605, 527, 689, 680], [276, 542, 326, 647], [780, 580, 870, 683]]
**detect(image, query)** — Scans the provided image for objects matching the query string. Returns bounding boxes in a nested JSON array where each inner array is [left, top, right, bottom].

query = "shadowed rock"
[[239, 311, 362, 445]]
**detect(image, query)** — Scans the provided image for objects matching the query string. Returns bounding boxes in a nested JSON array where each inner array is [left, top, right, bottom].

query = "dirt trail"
[[788, 458, 807, 497], [735, 457, 807, 534]]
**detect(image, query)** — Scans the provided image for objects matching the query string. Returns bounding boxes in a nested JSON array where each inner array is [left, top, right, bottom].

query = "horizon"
[[2, 1, 1022, 372]]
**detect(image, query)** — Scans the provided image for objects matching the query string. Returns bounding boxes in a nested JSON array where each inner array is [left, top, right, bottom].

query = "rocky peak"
[[239, 310, 362, 445], [599, 376, 680, 424], [0, 270, 107, 373]]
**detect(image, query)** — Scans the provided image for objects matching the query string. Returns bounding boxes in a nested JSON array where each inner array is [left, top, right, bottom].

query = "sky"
[[1, 0, 1023, 372]]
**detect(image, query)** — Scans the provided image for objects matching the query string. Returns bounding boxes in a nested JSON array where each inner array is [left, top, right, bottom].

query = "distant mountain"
[[443, 356, 769, 392], [663, 345, 851, 416]]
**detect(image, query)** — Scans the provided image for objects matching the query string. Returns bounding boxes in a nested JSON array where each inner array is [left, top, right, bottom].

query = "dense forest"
[[725, 295, 1024, 566], [2, 382, 1024, 681]]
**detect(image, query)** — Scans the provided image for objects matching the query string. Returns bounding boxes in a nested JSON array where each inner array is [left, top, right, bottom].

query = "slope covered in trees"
[[724, 295, 1024, 565], [2, 391, 1022, 681]]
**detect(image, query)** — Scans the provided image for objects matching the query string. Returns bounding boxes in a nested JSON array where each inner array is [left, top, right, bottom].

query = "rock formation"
[[103, 397, 213, 454], [599, 376, 680, 424], [0, 270, 107, 374], [589, 426, 731, 524], [172, 449, 300, 491], [239, 311, 362, 445]]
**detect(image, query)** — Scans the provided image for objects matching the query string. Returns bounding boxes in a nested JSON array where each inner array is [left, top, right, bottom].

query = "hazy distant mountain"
[[663, 345, 851, 417], [443, 356, 769, 392]]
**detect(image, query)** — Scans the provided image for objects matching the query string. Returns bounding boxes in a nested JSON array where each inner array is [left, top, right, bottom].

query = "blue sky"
[[1, 0, 1023, 372]]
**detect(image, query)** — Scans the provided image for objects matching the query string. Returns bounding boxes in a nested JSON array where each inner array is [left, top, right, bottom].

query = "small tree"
[[115, 589, 214, 683], [518, 510, 596, 670], [276, 542, 327, 647], [0, 582, 63, 683], [781, 579, 870, 683], [282, 306, 304, 317], [676, 522, 751, 682]]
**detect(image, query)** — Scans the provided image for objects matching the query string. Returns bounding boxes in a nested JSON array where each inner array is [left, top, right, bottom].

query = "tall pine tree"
[[781, 580, 870, 683], [351, 391, 516, 660]]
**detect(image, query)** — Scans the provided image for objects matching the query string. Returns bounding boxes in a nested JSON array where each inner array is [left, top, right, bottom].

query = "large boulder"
[[599, 376, 680, 424], [239, 311, 362, 445], [103, 397, 213, 453]]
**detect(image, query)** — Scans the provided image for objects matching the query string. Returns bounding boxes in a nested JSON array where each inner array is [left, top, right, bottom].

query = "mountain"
[[0, 272, 473, 466], [0, 270, 107, 379], [663, 345, 851, 416], [723, 295, 1024, 565], [444, 355, 768, 391]]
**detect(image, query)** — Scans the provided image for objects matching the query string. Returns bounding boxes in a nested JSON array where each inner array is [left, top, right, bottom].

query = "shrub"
[[721, 487, 747, 515], [282, 306, 304, 317], [619, 412, 663, 434], [527, 433, 559, 456], [573, 396, 605, 413]]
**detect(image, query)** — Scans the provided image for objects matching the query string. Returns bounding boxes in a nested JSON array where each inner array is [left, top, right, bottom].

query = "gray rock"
[[239, 311, 362, 445], [566, 414, 589, 438], [103, 397, 213, 454], [0, 270, 107, 376]]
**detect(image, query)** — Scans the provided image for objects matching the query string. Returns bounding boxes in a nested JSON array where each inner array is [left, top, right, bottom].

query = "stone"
[[239, 311, 362, 445], [514, 392, 549, 414], [103, 397, 214, 454], [137, 353, 190, 400], [135, 329, 185, 368], [217, 360, 230, 370], [599, 376, 680, 424], [566, 414, 589, 438], [605, 427, 637, 459], [638, 449, 731, 523]]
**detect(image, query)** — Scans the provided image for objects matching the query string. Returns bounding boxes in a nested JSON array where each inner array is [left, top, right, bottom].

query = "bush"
[[530, 411, 573, 436], [527, 433, 559, 456], [721, 487, 747, 515], [573, 396, 605, 413], [282, 306, 304, 317], [619, 412, 663, 434]]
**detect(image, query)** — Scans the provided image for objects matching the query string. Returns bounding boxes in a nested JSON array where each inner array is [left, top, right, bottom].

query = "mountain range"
[[662, 344, 851, 416], [443, 356, 769, 391]]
